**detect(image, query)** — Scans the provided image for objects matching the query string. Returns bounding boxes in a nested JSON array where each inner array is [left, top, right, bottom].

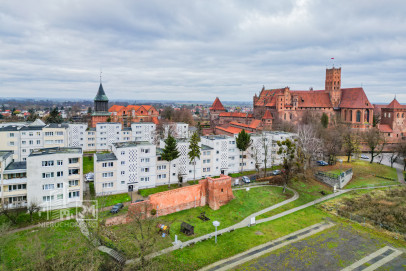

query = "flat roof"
[[201, 144, 213, 150], [44, 123, 69, 129], [112, 141, 152, 148], [29, 147, 82, 157], [95, 153, 117, 161], [0, 151, 13, 160], [202, 135, 231, 140], [5, 161, 26, 171]]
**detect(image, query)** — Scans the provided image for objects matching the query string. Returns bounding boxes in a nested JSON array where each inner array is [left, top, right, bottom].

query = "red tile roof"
[[152, 117, 159, 125], [219, 112, 253, 118], [230, 119, 262, 130], [386, 98, 405, 109], [291, 90, 332, 108], [109, 105, 124, 112], [216, 126, 252, 135], [109, 105, 158, 116], [210, 97, 225, 111], [262, 110, 273, 119], [340, 88, 374, 109], [379, 124, 393, 133]]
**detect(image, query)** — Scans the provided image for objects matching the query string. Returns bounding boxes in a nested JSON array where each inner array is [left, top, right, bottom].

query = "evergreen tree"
[[236, 129, 251, 173], [197, 122, 203, 136], [87, 107, 92, 115], [27, 108, 39, 122], [321, 113, 329, 128], [188, 132, 201, 181], [161, 134, 180, 187], [45, 107, 63, 124]]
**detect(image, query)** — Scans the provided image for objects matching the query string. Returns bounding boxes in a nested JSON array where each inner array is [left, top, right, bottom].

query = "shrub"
[[150, 209, 157, 216]]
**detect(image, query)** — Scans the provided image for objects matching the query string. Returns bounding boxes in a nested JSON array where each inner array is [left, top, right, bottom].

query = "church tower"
[[91, 83, 111, 127], [325, 67, 341, 108]]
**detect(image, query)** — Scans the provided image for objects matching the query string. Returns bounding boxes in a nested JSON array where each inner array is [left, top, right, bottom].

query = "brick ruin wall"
[[126, 175, 234, 221]]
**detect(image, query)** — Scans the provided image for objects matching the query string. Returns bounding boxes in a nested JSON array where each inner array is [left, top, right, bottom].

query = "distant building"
[[109, 105, 159, 128], [91, 83, 110, 128], [375, 98, 406, 143]]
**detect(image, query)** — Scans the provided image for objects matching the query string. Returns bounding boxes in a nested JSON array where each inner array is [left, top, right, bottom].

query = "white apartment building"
[[94, 141, 156, 195], [43, 123, 69, 148], [26, 147, 83, 210], [164, 122, 189, 139], [131, 122, 156, 143], [68, 123, 87, 148], [96, 122, 122, 150], [0, 151, 28, 208]]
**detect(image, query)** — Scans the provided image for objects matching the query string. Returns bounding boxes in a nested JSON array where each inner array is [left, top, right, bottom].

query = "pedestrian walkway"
[[341, 246, 403, 271], [200, 221, 335, 271], [396, 168, 405, 184]]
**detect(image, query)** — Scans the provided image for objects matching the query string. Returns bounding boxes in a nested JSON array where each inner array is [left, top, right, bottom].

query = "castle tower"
[[91, 83, 111, 127], [325, 67, 341, 108]]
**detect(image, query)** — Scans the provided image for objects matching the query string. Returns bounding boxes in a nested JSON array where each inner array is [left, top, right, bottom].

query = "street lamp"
[[213, 220, 220, 244]]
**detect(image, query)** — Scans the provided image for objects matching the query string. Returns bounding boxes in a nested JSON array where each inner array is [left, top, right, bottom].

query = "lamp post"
[[213, 221, 220, 244]]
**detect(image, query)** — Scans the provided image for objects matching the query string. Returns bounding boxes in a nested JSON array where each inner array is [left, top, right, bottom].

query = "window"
[[121, 171, 125, 175], [43, 195, 54, 202], [69, 180, 79, 187], [68, 168, 79, 175], [42, 184, 55, 190], [42, 172, 54, 178], [56, 131, 64, 136], [141, 148, 150, 153], [68, 191, 80, 198], [42, 160, 54, 167], [45, 132, 54, 136], [29, 132, 33, 136], [9, 133, 14, 138], [102, 172, 114, 178], [22, 149, 26, 153], [57, 160, 63, 166], [121, 161, 125, 165], [68, 158, 79, 164], [121, 151, 125, 155], [22, 141, 26, 145], [102, 182, 113, 188], [140, 177, 150, 182], [36, 140, 41, 144], [141, 168, 150, 172], [356, 110, 361, 123], [56, 171, 63, 177], [102, 162, 114, 167], [57, 194, 63, 200], [57, 183, 63, 188], [121, 180, 125, 184], [8, 184, 26, 191], [8, 141, 14, 146]]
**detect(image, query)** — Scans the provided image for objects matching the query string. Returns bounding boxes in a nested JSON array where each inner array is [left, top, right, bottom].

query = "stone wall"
[[126, 175, 234, 221], [315, 168, 353, 189]]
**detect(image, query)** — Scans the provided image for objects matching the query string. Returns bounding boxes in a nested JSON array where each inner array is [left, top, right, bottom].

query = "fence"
[[314, 168, 353, 189]]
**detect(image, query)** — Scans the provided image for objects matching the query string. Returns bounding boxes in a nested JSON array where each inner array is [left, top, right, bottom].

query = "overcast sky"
[[1, 0, 405, 103]]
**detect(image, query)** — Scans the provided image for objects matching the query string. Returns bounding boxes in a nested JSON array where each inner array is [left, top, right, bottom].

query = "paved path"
[[200, 221, 335, 271], [341, 246, 403, 271], [396, 168, 405, 184]]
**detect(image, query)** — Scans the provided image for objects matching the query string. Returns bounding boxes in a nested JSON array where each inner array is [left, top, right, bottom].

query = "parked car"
[[242, 176, 250, 183], [272, 170, 281, 175], [361, 154, 369, 159], [85, 172, 94, 182], [110, 203, 124, 214], [317, 161, 328, 166], [234, 179, 240, 186]]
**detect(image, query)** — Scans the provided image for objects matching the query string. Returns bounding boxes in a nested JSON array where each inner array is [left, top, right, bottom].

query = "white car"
[[361, 154, 369, 160], [242, 176, 250, 183], [85, 172, 94, 182]]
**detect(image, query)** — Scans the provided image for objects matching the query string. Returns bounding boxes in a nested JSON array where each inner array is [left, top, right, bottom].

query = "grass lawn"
[[155, 206, 329, 270], [83, 156, 94, 174], [89, 181, 95, 198], [257, 178, 332, 220], [318, 159, 398, 189], [0, 220, 111, 270], [138, 184, 179, 198], [0, 207, 78, 229], [229, 170, 258, 178], [96, 193, 131, 208], [107, 186, 293, 258]]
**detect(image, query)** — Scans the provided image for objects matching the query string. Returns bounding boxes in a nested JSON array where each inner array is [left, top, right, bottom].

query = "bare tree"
[[0, 204, 26, 225], [297, 125, 324, 170], [342, 128, 360, 162], [27, 201, 41, 222], [364, 128, 386, 164], [322, 125, 343, 165], [262, 133, 272, 177]]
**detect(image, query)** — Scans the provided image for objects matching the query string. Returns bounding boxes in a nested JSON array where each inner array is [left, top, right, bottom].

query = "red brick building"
[[253, 67, 374, 129], [109, 105, 159, 128], [375, 98, 406, 143]]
